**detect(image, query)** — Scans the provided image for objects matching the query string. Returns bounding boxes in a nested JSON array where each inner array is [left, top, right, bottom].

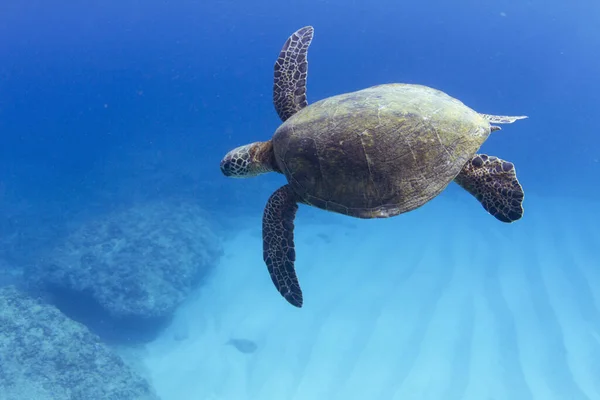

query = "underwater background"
[[1, 0, 599, 399]]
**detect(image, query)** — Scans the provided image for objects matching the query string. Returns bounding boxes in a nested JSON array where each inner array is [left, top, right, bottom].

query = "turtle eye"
[[220, 158, 233, 176]]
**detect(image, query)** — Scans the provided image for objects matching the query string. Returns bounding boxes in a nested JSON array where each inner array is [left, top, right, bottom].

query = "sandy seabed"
[[142, 193, 600, 400]]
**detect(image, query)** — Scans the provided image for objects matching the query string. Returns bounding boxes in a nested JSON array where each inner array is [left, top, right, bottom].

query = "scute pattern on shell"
[[272, 83, 491, 218]]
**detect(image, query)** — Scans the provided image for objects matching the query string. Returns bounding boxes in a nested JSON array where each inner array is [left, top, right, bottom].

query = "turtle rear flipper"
[[454, 154, 524, 223], [480, 114, 528, 124], [263, 185, 303, 307]]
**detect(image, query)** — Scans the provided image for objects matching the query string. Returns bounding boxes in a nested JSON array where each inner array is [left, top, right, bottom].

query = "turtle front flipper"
[[263, 184, 303, 307], [273, 26, 314, 122], [454, 154, 524, 223]]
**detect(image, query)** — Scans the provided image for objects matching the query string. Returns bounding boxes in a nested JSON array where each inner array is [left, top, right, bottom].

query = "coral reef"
[[0, 286, 159, 400]]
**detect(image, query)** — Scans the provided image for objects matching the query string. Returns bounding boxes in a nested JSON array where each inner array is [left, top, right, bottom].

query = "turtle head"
[[220, 140, 279, 178]]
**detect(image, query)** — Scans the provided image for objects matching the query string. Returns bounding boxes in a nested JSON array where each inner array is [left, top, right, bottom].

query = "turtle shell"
[[272, 83, 491, 218]]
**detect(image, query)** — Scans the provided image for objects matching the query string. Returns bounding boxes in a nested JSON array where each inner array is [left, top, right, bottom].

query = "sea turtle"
[[220, 26, 527, 308]]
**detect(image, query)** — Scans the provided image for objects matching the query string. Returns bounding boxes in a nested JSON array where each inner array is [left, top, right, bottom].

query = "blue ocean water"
[[1, 1, 599, 399]]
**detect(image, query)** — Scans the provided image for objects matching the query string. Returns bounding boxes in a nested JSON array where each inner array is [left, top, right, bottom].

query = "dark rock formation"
[[27, 200, 223, 342]]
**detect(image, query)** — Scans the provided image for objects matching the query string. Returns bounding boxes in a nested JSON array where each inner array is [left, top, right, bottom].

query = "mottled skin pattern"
[[262, 185, 302, 307], [455, 154, 524, 222], [220, 26, 528, 308], [273, 83, 492, 218], [273, 26, 313, 122], [220, 140, 279, 178]]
